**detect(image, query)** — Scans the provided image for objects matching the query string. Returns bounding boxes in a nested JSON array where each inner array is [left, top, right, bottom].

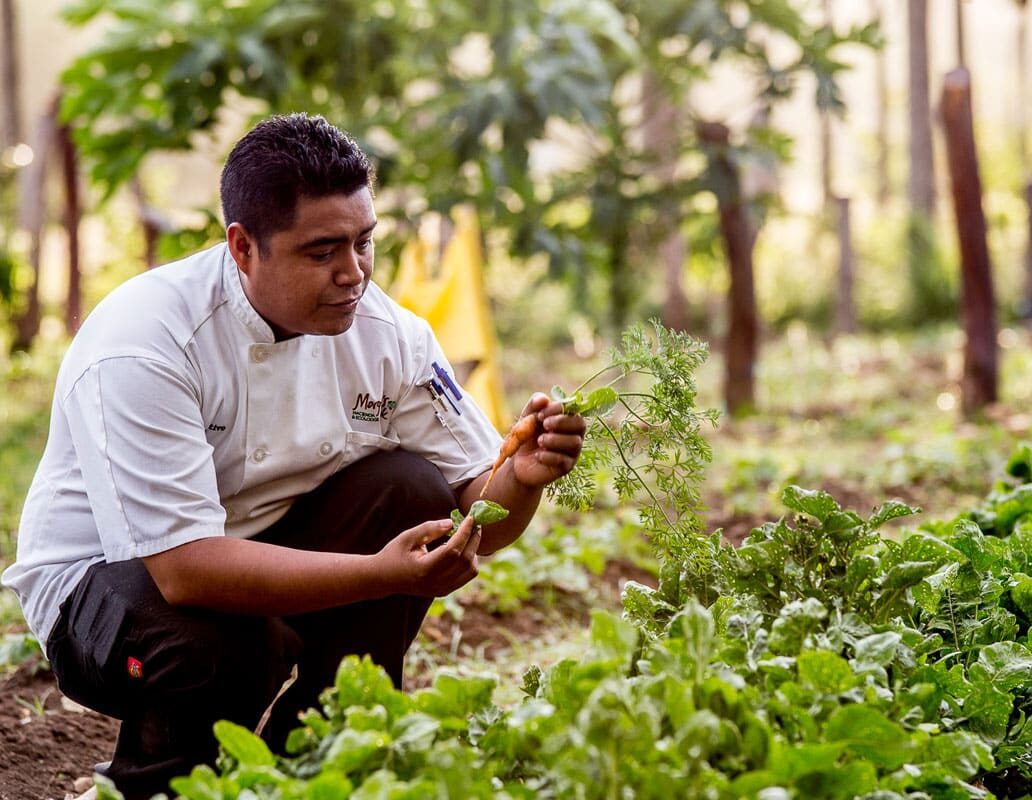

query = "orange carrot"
[[480, 413, 539, 496]]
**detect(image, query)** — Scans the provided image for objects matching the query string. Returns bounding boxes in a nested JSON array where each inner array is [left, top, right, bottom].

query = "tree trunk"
[[699, 121, 758, 417], [872, 0, 891, 204], [955, 0, 967, 68], [58, 124, 82, 333], [130, 177, 175, 268], [820, 0, 834, 209], [941, 68, 997, 414], [1018, 2, 1032, 319], [11, 99, 58, 353], [834, 196, 856, 334], [641, 71, 690, 332], [908, 0, 935, 217], [0, 0, 22, 146]]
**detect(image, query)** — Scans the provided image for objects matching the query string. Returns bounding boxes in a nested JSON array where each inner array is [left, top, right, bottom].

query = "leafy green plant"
[[547, 320, 719, 560]]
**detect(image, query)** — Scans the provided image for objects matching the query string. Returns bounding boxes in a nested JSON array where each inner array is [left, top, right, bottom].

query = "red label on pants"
[[127, 657, 143, 679]]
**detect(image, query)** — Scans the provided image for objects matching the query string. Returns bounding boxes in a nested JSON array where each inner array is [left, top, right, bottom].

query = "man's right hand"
[[374, 516, 482, 597]]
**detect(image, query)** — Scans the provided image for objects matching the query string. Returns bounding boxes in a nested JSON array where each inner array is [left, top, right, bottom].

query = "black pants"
[[46, 450, 456, 800]]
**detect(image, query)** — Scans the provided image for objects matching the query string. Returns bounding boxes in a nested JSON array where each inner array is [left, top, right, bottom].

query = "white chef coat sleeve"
[[388, 323, 502, 487], [62, 356, 226, 562]]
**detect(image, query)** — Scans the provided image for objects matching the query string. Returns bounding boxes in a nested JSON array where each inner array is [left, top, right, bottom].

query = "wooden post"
[[0, 0, 22, 147], [58, 124, 82, 333], [872, 0, 891, 204], [908, 0, 935, 217], [941, 67, 997, 413], [11, 99, 57, 353], [834, 196, 856, 334], [698, 121, 758, 416]]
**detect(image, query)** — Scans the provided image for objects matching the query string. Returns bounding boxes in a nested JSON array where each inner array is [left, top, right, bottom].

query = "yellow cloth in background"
[[390, 207, 509, 431]]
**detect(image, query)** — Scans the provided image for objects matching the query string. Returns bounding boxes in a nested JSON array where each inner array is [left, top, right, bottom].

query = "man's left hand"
[[510, 393, 587, 488]]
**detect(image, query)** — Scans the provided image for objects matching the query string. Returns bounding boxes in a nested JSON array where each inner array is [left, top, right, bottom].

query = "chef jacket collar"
[[221, 244, 276, 343]]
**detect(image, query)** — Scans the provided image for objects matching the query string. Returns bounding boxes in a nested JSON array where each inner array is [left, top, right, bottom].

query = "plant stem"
[[599, 418, 674, 528], [572, 363, 626, 395]]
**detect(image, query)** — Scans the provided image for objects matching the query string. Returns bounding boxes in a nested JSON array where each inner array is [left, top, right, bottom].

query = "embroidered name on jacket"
[[351, 393, 396, 422]]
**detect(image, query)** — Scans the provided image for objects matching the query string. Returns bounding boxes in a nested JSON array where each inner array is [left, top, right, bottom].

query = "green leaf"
[[415, 672, 496, 724], [468, 499, 509, 525], [925, 731, 995, 778], [213, 720, 276, 767], [301, 771, 355, 800], [782, 485, 839, 522], [92, 774, 126, 800], [796, 650, 856, 694], [769, 740, 846, 781], [168, 765, 223, 800], [880, 560, 939, 590], [822, 705, 912, 768], [1011, 572, 1032, 615], [912, 562, 961, 615], [868, 500, 920, 529], [331, 656, 410, 721], [975, 641, 1032, 692], [901, 531, 966, 565], [962, 680, 1013, 741], [577, 386, 618, 417], [852, 631, 902, 667], [325, 728, 390, 773]]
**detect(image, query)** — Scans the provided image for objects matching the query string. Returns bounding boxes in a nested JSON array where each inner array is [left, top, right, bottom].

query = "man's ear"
[[226, 223, 256, 273]]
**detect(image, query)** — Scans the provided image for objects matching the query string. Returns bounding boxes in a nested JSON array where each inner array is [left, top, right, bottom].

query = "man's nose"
[[333, 251, 363, 285]]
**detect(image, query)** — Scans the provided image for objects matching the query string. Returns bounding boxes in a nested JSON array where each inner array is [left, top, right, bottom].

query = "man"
[[2, 113, 585, 799]]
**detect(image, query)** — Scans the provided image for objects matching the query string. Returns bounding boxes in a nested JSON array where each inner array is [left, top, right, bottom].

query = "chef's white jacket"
[[2, 243, 502, 649]]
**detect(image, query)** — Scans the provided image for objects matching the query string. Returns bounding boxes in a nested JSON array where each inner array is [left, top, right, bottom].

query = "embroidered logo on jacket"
[[351, 393, 396, 422]]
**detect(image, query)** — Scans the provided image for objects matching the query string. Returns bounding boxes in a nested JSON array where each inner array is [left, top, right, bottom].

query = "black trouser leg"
[[47, 559, 301, 800], [47, 450, 456, 799], [255, 450, 457, 747]]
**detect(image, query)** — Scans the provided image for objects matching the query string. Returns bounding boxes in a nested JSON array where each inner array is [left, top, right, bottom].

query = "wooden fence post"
[[834, 196, 856, 334], [698, 121, 758, 416], [941, 67, 997, 414]]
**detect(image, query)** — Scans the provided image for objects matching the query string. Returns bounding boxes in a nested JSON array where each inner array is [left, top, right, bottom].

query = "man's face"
[[229, 188, 377, 339]]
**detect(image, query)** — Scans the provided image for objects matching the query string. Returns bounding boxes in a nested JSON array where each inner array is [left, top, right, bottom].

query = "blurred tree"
[[906, 0, 953, 325], [871, 0, 890, 204], [58, 0, 870, 413], [954, 0, 966, 68], [941, 68, 996, 414], [907, 0, 934, 218], [10, 100, 57, 353], [0, 0, 23, 334], [0, 0, 21, 148], [1017, 0, 1032, 320]]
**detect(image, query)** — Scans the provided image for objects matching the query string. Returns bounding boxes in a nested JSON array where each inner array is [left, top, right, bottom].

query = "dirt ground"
[[0, 659, 119, 800]]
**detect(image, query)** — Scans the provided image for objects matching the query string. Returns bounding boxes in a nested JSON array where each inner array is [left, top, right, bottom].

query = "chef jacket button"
[[252, 347, 268, 363], [319, 441, 333, 456], [252, 447, 268, 463]]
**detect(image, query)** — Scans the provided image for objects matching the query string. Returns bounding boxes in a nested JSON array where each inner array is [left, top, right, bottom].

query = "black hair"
[[220, 113, 375, 253]]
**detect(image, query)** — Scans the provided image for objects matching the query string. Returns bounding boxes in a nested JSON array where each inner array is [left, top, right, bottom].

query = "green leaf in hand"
[[552, 384, 618, 417], [449, 500, 509, 534]]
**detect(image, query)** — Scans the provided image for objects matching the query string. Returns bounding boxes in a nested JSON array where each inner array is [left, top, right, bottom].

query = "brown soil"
[[0, 658, 119, 800]]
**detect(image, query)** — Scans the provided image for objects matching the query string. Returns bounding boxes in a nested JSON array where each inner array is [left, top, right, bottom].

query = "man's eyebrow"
[[298, 221, 378, 250]]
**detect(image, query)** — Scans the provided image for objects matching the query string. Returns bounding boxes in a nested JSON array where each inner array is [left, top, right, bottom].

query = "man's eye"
[[356, 239, 372, 253], [311, 250, 334, 262]]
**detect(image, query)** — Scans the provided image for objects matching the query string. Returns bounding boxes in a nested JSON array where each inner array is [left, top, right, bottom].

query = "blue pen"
[[432, 361, 463, 402], [430, 378, 461, 415]]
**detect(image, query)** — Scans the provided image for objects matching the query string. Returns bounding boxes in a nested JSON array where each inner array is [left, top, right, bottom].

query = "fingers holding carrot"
[[480, 393, 586, 496]]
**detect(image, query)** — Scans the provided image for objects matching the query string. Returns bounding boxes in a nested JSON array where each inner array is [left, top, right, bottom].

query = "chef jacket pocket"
[[343, 429, 401, 468]]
